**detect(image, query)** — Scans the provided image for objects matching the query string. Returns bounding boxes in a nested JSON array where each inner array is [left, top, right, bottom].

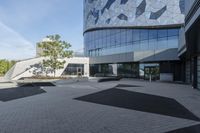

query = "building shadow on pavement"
[[166, 124, 200, 133], [75, 88, 200, 121], [0, 87, 46, 102]]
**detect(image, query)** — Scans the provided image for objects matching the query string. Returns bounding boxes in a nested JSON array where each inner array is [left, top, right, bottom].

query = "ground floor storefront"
[[90, 61, 183, 82]]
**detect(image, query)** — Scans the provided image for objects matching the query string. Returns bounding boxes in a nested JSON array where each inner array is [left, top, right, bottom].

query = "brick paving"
[[0, 79, 199, 133]]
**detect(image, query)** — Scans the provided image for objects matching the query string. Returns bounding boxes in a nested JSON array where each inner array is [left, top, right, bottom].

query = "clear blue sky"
[[0, 0, 83, 60]]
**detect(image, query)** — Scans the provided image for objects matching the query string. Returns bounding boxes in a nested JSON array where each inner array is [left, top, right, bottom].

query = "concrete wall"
[[160, 73, 173, 82], [4, 57, 90, 80]]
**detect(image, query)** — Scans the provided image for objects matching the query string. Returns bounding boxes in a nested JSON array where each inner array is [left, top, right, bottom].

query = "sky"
[[0, 0, 83, 60]]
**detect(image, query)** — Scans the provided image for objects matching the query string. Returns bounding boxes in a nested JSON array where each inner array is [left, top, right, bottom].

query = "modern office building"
[[178, 0, 200, 89], [84, 0, 185, 81]]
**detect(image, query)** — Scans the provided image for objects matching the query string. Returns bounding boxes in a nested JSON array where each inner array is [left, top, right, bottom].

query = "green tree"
[[0, 60, 16, 76], [37, 34, 73, 77], [0, 60, 7, 76]]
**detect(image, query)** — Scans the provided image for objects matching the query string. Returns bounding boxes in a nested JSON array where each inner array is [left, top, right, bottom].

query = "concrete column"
[[111, 64, 118, 76], [98, 65, 101, 73], [84, 63, 89, 77]]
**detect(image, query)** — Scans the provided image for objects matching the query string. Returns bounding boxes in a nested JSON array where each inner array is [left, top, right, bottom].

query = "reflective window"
[[168, 29, 179, 36], [133, 29, 140, 42], [140, 40, 149, 50], [149, 30, 157, 39], [84, 28, 180, 57], [120, 30, 126, 44], [158, 29, 167, 38], [127, 29, 133, 43], [140, 30, 148, 40], [158, 38, 168, 49], [168, 36, 178, 48]]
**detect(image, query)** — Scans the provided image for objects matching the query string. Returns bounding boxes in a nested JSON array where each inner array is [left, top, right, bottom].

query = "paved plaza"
[[0, 79, 199, 133]]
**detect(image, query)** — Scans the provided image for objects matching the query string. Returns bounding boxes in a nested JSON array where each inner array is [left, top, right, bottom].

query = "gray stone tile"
[[0, 79, 199, 132]]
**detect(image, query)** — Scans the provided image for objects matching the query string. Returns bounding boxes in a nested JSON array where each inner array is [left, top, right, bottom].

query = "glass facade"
[[62, 64, 84, 76], [140, 63, 160, 80], [90, 63, 139, 78], [84, 28, 180, 57], [117, 63, 139, 78]]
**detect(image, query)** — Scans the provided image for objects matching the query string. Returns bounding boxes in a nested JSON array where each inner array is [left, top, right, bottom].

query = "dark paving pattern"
[[98, 76, 122, 82], [0, 87, 46, 102], [166, 124, 200, 133], [75, 88, 200, 121], [116, 84, 141, 87], [20, 82, 55, 87]]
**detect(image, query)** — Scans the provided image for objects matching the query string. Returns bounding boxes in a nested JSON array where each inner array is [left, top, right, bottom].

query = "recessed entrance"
[[144, 66, 160, 81], [140, 64, 160, 80]]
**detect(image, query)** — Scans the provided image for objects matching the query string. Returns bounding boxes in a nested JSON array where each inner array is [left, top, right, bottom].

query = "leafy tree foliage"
[[0, 60, 16, 76], [37, 34, 73, 77]]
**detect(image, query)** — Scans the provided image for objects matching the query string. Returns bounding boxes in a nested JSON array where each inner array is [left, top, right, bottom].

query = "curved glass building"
[[84, 0, 185, 80]]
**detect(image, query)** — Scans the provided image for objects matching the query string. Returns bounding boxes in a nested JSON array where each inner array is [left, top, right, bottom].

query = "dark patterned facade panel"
[[118, 14, 128, 20], [150, 6, 167, 20], [101, 0, 116, 14], [84, 0, 185, 31], [136, 0, 146, 18], [121, 0, 129, 5], [179, 0, 185, 14]]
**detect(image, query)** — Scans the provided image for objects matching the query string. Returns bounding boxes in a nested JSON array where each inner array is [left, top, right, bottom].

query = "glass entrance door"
[[77, 67, 83, 77], [144, 66, 160, 81]]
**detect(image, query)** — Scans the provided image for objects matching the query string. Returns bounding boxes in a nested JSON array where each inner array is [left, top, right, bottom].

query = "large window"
[[84, 28, 180, 57], [118, 63, 139, 78], [62, 64, 84, 76]]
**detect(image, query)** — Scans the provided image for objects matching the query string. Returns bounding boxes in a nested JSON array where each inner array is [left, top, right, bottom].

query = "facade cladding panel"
[[84, 0, 184, 30], [84, 0, 185, 80], [84, 0, 184, 57]]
